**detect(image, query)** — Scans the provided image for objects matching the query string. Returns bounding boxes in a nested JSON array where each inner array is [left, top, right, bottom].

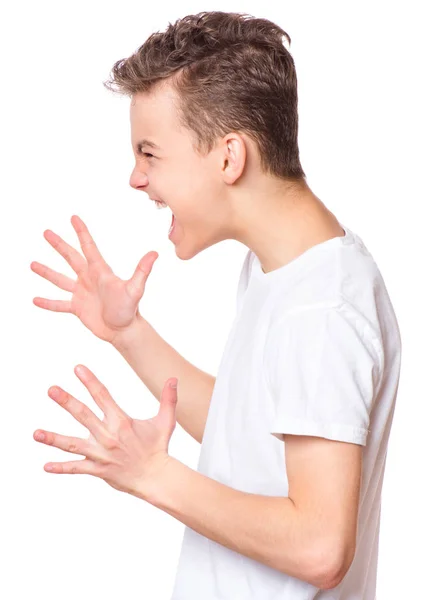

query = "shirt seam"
[[262, 301, 384, 418]]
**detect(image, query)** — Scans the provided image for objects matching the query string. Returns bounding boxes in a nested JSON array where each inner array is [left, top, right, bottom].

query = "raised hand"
[[33, 364, 178, 499], [31, 215, 158, 344]]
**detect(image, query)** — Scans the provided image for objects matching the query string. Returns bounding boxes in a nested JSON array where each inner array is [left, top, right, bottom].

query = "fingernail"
[[169, 380, 177, 389]]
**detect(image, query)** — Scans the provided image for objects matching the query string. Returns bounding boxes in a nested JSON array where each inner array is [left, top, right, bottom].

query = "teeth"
[[154, 199, 167, 209], [168, 213, 175, 235]]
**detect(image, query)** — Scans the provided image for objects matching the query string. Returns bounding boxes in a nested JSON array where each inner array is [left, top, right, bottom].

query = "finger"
[[157, 378, 178, 430], [33, 429, 102, 461], [74, 364, 128, 419], [43, 229, 87, 277], [43, 458, 99, 475], [30, 261, 76, 293], [71, 215, 108, 268], [48, 385, 112, 446], [126, 251, 158, 300], [32, 297, 72, 313]]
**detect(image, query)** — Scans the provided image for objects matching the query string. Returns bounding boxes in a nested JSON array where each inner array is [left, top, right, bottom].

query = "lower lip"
[[168, 213, 176, 239]]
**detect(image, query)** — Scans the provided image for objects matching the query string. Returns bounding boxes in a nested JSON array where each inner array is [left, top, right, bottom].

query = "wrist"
[[136, 454, 179, 505], [110, 313, 149, 352]]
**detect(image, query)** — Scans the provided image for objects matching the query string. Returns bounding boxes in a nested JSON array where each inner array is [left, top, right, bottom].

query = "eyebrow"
[[136, 139, 161, 152]]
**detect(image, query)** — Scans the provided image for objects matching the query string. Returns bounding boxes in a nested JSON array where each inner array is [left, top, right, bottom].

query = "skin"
[[30, 83, 346, 586], [129, 80, 345, 272], [33, 365, 177, 495], [31, 80, 344, 342]]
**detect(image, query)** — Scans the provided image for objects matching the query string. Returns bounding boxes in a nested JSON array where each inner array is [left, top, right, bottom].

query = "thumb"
[[157, 378, 178, 434], [126, 251, 158, 301]]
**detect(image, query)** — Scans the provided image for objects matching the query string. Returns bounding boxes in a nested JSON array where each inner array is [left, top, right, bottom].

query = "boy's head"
[[103, 11, 307, 259]]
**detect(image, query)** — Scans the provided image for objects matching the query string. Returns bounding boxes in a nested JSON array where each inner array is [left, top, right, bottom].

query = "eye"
[[142, 151, 154, 159]]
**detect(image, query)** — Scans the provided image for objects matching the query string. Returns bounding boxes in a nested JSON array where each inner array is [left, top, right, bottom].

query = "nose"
[[129, 167, 149, 191]]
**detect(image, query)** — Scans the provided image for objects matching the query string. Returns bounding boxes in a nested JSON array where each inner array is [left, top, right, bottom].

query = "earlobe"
[[221, 137, 246, 184], [222, 159, 242, 185]]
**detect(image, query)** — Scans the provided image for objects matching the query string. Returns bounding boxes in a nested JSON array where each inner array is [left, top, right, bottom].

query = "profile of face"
[[129, 84, 247, 259]]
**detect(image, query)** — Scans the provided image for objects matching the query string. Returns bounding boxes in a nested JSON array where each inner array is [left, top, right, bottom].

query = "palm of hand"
[[31, 215, 157, 343], [71, 268, 138, 341]]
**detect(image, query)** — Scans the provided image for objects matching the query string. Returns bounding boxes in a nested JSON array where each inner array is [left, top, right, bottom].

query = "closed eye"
[[136, 147, 154, 159]]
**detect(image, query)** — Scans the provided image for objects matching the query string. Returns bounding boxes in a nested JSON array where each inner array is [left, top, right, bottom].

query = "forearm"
[[140, 457, 332, 590], [111, 314, 215, 444]]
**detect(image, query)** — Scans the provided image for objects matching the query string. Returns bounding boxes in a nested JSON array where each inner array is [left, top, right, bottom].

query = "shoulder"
[[264, 301, 384, 384]]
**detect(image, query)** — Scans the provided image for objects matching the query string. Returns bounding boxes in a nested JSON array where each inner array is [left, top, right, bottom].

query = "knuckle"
[[117, 417, 134, 440], [60, 392, 70, 406], [68, 441, 79, 453], [96, 463, 108, 477], [57, 240, 67, 255], [76, 404, 90, 425], [89, 263, 103, 278], [104, 435, 120, 451], [97, 385, 110, 404], [82, 239, 96, 251], [118, 415, 133, 431]]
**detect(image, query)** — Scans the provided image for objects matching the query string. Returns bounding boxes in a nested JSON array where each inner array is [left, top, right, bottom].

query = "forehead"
[[129, 86, 180, 139]]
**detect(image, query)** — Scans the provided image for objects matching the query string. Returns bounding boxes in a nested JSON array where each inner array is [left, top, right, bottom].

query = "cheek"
[[168, 171, 216, 222]]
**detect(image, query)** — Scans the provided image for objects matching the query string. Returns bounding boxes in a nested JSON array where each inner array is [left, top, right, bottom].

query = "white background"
[[2, 1, 420, 598]]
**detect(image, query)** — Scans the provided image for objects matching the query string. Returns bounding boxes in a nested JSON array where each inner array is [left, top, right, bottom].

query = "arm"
[[111, 314, 215, 445], [31, 217, 214, 445], [140, 456, 338, 590]]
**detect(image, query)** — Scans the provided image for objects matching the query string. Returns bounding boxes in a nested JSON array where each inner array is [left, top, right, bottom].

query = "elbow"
[[308, 542, 355, 591]]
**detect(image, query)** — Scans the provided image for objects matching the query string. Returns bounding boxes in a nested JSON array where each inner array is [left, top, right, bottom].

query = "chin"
[[173, 234, 217, 260], [174, 242, 203, 260]]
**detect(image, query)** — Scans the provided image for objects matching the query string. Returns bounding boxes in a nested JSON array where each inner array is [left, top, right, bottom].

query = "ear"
[[220, 132, 247, 184]]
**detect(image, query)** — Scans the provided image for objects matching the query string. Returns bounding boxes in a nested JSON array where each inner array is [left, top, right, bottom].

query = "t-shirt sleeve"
[[264, 304, 382, 446]]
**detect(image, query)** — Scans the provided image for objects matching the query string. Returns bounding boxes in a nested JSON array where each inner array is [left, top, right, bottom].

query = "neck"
[[230, 179, 344, 274]]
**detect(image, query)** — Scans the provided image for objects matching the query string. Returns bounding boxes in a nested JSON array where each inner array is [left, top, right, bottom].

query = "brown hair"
[[103, 11, 306, 181]]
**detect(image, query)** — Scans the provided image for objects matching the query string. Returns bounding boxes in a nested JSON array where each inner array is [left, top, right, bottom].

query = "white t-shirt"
[[169, 223, 402, 600]]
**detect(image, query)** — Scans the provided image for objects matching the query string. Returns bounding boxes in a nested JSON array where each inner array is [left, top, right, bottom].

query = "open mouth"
[[151, 199, 175, 237]]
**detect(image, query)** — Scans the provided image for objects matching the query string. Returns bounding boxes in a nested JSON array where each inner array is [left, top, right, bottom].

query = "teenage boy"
[[31, 10, 402, 599]]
